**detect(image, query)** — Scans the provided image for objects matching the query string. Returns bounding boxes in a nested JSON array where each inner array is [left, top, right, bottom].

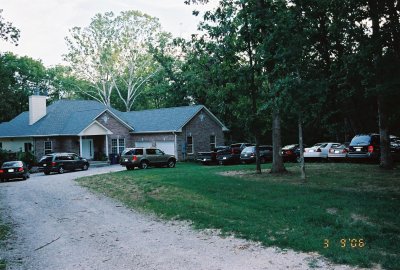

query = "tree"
[[0, 9, 19, 45], [0, 53, 48, 122], [64, 11, 163, 110]]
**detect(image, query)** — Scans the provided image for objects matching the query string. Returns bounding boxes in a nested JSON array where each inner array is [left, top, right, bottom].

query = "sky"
[[0, 0, 217, 67]]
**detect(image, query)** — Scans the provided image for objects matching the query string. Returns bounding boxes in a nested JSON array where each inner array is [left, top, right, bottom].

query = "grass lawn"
[[0, 218, 9, 270], [77, 162, 400, 269]]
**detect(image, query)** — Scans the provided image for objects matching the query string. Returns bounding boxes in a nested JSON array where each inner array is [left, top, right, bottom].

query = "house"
[[0, 95, 228, 162]]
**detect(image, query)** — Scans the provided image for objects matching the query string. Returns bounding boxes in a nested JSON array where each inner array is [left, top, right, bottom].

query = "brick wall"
[[96, 112, 134, 154], [179, 109, 225, 160], [34, 136, 80, 160]]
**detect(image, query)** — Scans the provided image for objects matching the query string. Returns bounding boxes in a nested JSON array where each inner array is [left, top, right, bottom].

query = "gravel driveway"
[[0, 165, 363, 270]]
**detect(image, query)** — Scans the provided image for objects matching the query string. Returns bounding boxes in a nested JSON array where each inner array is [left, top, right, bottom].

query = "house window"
[[44, 141, 52, 155], [210, 135, 216, 151], [24, 143, 32, 153], [186, 136, 193, 154], [118, 139, 125, 154], [111, 138, 125, 154]]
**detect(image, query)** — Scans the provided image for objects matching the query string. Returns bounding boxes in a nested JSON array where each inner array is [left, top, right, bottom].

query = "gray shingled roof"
[[0, 100, 108, 137], [118, 105, 204, 132], [0, 99, 219, 137]]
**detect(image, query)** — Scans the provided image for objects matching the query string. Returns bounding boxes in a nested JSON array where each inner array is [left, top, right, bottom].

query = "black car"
[[38, 153, 89, 175], [197, 146, 229, 165], [217, 143, 254, 165], [348, 134, 400, 162], [0, 161, 30, 182], [240, 145, 273, 164]]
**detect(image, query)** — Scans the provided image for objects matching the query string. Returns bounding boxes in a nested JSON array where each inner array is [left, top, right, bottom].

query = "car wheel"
[[58, 166, 65, 174], [44, 171, 50, 175], [140, 161, 149, 169], [219, 160, 224, 165], [82, 164, 88, 171], [126, 166, 134, 170], [167, 159, 176, 168]]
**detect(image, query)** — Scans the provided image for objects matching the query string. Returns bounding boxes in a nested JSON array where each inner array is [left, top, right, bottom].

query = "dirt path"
[[0, 166, 363, 270]]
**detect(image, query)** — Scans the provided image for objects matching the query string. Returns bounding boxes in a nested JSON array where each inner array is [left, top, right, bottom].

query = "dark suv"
[[348, 134, 400, 162], [120, 147, 176, 170], [39, 153, 89, 175]]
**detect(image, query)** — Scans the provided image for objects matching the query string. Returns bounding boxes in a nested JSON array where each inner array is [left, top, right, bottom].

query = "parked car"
[[348, 134, 400, 162], [240, 145, 273, 164], [38, 153, 89, 175], [281, 144, 307, 162], [197, 146, 229, 165], [328, 143, 349, 161], [120, 147, 176, 170], [216, 143, 254, 165], [0, 161, 30, 182], [304, 142, 341, 161]]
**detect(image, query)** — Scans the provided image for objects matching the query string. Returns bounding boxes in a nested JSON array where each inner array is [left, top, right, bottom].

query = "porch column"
[[105, 135, 109, 159], [79, 136, 83, 157]]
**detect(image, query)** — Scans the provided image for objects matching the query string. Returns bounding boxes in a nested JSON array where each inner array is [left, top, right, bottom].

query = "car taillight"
[[51, 162, 56, 166], [329, 149, 334, 153], [132, 155, 137, 161], [316, 148, 322, 152], [0, 169, 3, 173], [286, 150, 293, 155], [368, 145, 374, 153], [343, 149, 348, 153], [18, 167, 24, 172]]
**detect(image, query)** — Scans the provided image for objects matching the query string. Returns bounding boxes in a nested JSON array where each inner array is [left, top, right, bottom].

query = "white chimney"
[[29, 95, 47, 125]]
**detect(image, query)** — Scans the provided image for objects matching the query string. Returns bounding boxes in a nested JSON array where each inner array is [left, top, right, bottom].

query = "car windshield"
[[2, 161, 23, 168], [350, 135, 372, 146]]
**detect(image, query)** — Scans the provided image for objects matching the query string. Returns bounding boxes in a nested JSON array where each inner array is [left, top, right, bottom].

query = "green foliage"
[[0, 53, 48, 122], [16, 151, 37, 168], [78, 162, 400, 269], [0, 9, 19, 45]]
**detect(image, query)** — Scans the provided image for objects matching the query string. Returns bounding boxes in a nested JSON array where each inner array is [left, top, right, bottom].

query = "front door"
[[82, 139, 94, 159]]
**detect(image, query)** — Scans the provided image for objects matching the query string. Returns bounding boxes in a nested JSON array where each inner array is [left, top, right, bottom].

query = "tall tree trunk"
[[271, 107, 286, 173], [298, 115, 306, 182], [255, 135, 261, 174], [378, 96, 393, 169], [369, 0, 394, 169]]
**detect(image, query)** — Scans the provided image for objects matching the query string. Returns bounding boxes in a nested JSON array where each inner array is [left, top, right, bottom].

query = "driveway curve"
[[0, 165, 362, 270]]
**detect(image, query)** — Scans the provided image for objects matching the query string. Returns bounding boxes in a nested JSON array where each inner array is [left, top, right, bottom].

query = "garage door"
[[155, 141, 175, 156], [135, 141, 152, 148]]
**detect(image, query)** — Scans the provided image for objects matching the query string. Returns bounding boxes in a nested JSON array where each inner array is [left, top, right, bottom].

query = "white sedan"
[[304, 142, 341, 160]]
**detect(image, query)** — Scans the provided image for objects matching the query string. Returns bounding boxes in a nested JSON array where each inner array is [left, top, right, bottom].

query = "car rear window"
[[231, 143, 242, 148], [39, 156, 53, 162], [283, 144, 297, 150], [2, 161, 23, 168], [350, 135, 374, 146], [122, 149, 143, 155], [242, 146, 255, 153]]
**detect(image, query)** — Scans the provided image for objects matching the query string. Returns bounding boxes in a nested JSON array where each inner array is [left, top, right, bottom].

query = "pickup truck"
[[216, 143, 254, 165], [197, 146, 229, 165]]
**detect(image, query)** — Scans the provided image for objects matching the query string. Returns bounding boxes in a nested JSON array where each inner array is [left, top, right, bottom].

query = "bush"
[[16, 152, 37, 168]]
